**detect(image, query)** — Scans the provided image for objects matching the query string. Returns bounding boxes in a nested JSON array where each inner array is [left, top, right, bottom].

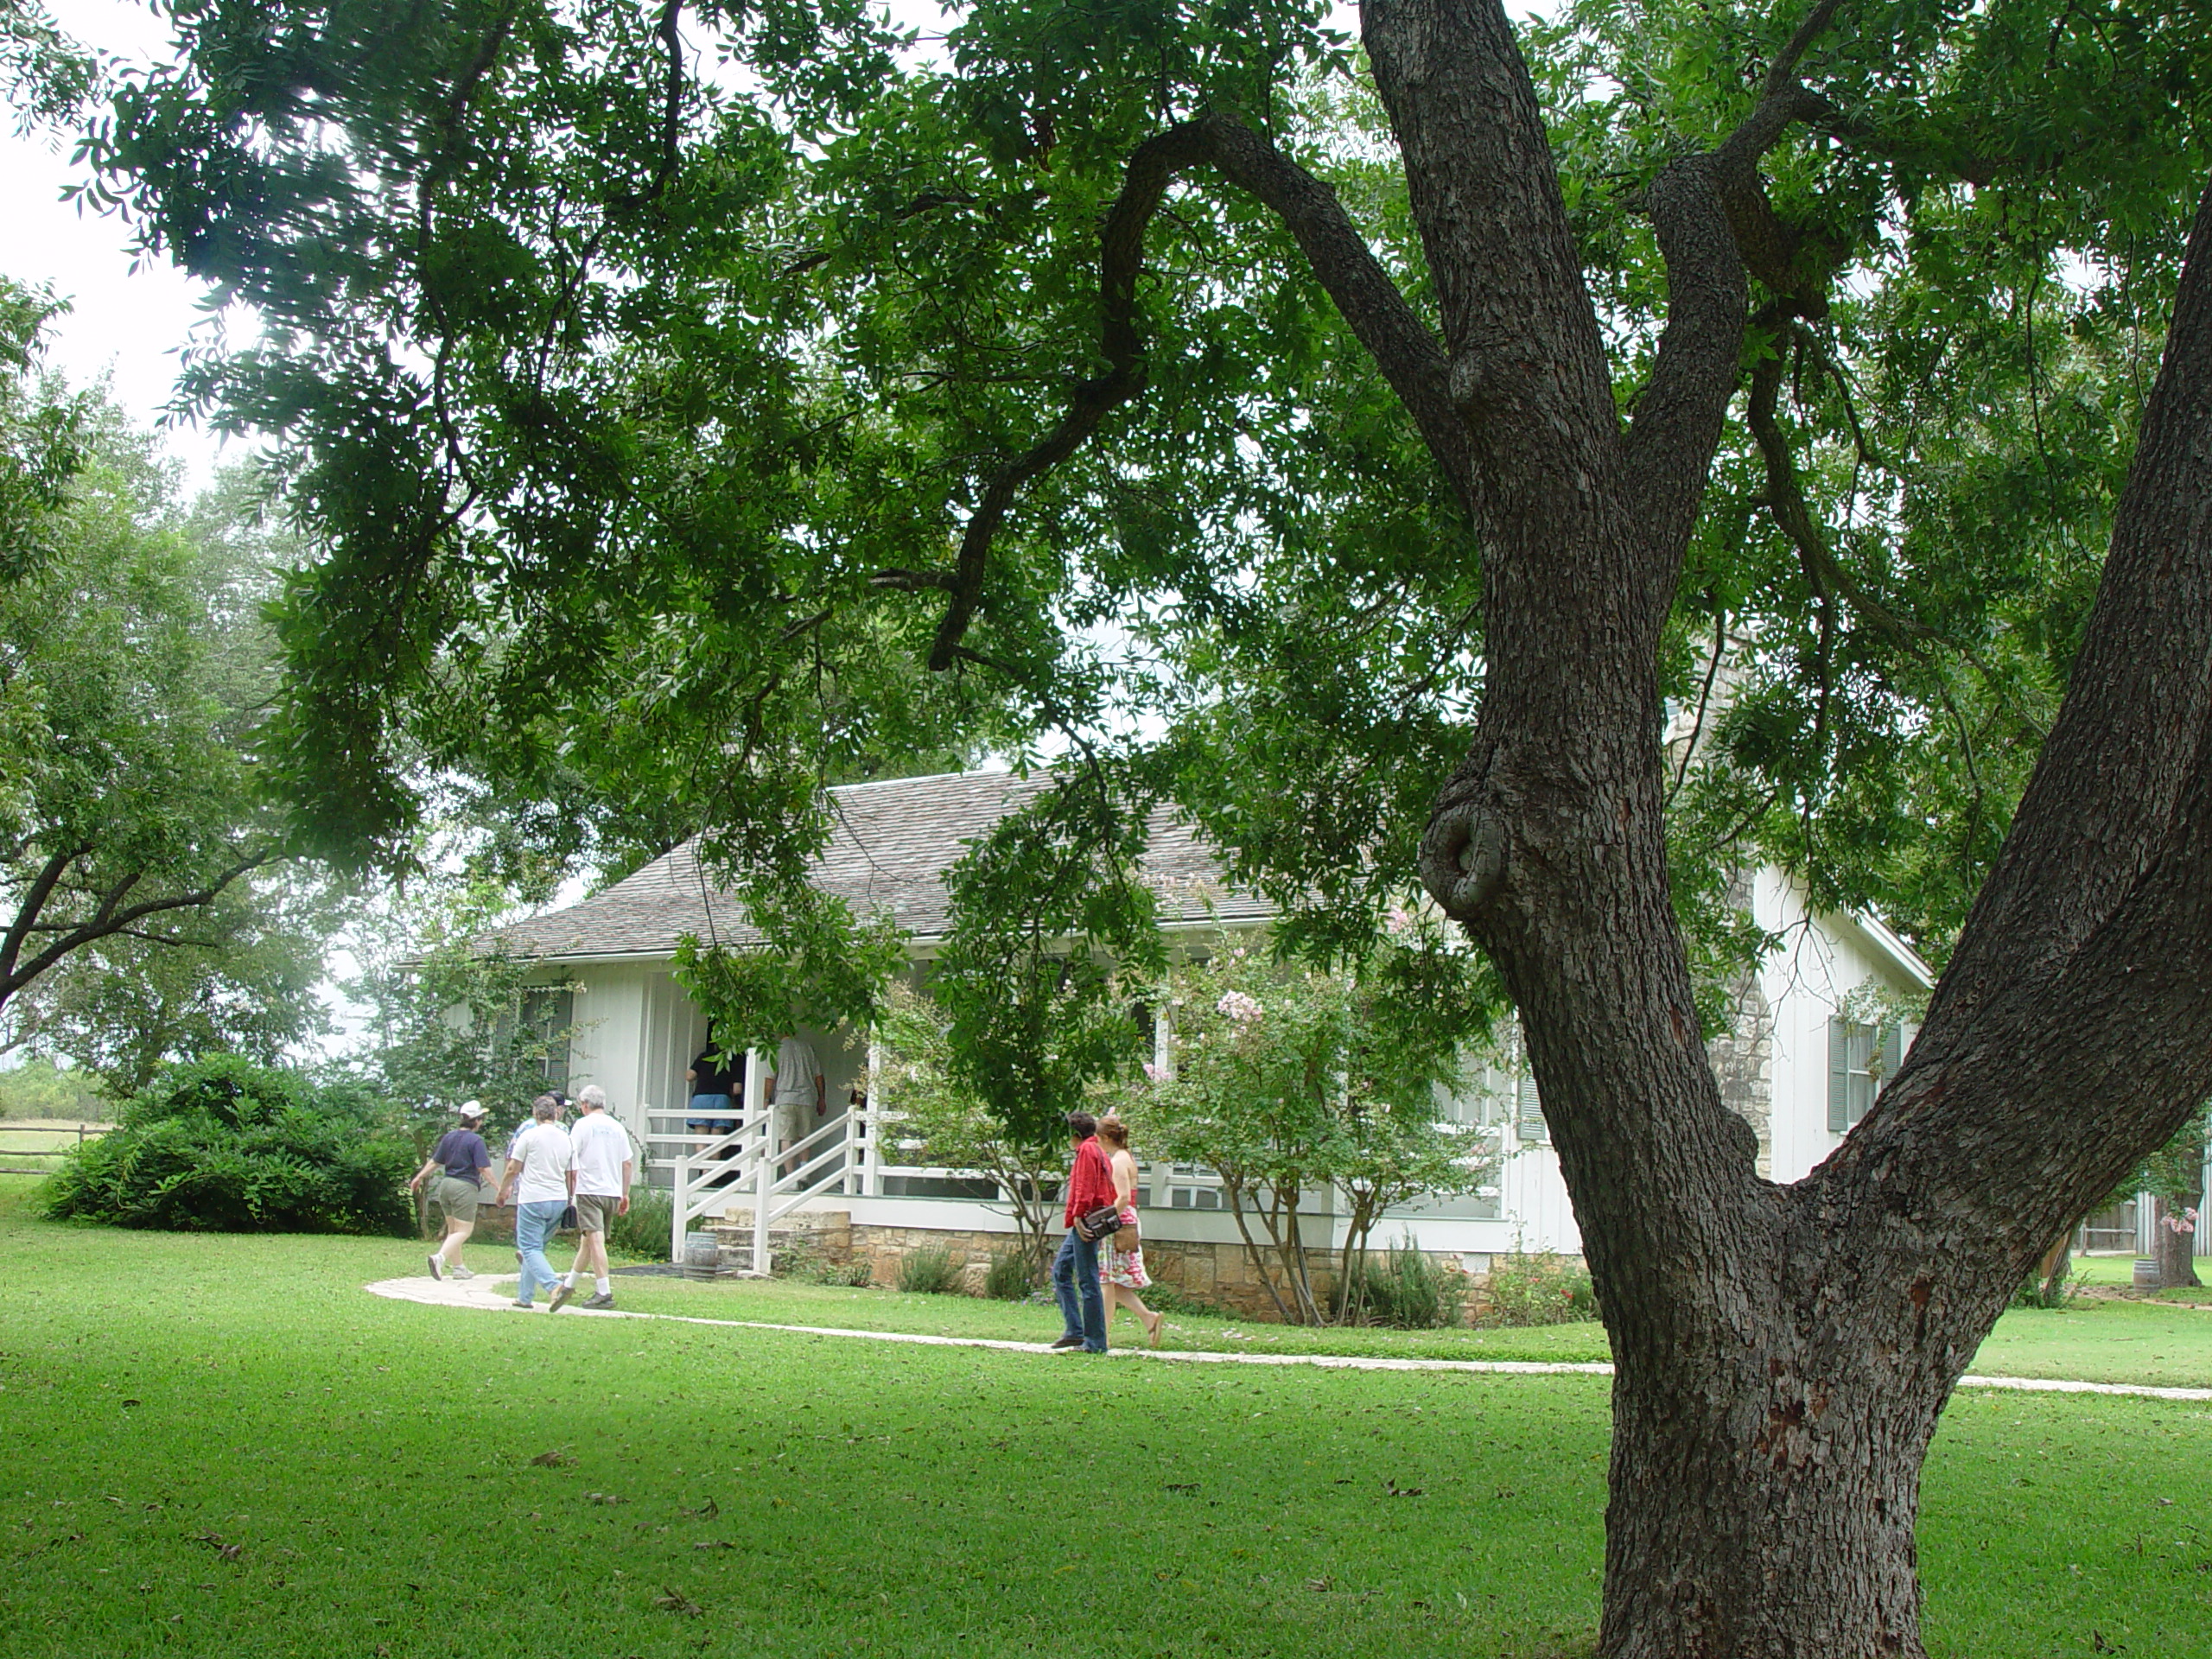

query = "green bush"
[[984, 1248, 1038, 1300], [1482, 1252, 1599, 1326], [1356, 1243, 1467, 1329], [897, 1244, 963, 1295], [2012, 1269, 2082, 1309], [605, 1188, 675, 1262], [41, 1057, 414, 1236], [770, 1230, 874, 1285]]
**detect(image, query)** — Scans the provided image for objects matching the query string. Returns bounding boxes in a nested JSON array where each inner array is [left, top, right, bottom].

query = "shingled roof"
[[491, 769, 1271, 961]]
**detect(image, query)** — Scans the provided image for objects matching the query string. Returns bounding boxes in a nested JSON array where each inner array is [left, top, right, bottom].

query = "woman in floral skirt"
[[1096, 1115, 1163, 1347]]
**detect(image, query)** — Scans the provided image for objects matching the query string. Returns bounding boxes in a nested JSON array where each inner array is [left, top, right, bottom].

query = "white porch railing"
[[664, 1044, 873, 1272]]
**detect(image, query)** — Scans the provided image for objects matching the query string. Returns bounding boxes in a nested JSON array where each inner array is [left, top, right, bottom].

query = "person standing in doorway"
[[409, 1099, 493, 1281], [766, 1033, 824, 1179], [1095, 1115, 1162, 1347], [686, 1032, 741, 1149], [1051, 1110, 1114, 1354], [495, 1094, 573, 1310], [551, 1085, 634, 1312]]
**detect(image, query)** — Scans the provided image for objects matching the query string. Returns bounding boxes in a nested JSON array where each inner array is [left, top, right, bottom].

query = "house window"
[[520, 988, 574, 1093], [1827, 1018, 1903, 1133], [1164, 1163, 1224, 1211]]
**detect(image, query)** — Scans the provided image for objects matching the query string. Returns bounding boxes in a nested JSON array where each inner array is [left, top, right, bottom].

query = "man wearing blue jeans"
[[496, 1094, 574, 1309], [1051, 1110, 1115, 1353]]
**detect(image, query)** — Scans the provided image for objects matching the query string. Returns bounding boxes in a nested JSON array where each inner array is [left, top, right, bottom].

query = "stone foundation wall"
[[712, 1210, 1510, 1321], [1706, 971, 1775, 1179]]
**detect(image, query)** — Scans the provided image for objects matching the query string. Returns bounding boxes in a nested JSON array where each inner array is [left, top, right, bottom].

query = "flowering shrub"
[[1122, 933, 1496, 1325], [1215, 989, 1264, 1025], [1482, 1251, 1600, 1326]]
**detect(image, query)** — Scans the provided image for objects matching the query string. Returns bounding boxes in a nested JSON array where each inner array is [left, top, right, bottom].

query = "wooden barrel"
[[683, 1231, 722, 1279], [2133, 1257, 2161, 1288]]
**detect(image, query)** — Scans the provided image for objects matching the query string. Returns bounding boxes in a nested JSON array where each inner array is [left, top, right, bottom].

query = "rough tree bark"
[[1336, 1, 2212, 1655]]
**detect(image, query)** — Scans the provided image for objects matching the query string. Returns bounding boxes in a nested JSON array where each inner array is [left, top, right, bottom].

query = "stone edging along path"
[[365, 1278, 2212, 1402]]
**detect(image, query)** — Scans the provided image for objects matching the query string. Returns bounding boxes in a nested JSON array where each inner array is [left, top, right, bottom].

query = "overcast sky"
[[5, 2, 238, 486]]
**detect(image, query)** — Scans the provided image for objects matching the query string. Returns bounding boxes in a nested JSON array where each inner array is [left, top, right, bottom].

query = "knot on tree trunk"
[[1420, 796, 1509, 923]]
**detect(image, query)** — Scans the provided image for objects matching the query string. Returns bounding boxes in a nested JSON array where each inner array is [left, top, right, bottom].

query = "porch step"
[[705, 1210, 855, 1276]]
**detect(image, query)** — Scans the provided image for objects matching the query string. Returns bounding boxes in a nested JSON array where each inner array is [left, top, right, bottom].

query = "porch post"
[[863, 1031, 883, 1198], [671, 1142, 688, 1262], [750, 1046, 771, 1275]]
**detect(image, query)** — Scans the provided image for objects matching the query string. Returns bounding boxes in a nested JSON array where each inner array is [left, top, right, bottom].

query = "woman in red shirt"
[[1050, 1111, 1115, 1353]]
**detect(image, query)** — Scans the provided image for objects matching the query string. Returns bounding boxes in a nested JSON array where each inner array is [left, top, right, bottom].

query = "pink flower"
[[1142, 1062, 1163, 1084], [2161, 1207, 2199, 1236], [1216, 989, 1264, 1025], [1385, 903, 1416, 936]]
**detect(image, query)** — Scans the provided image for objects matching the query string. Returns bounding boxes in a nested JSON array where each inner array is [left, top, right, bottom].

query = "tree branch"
[[0, 852, 280, 1007], [918, 111, 1468, 673], [0, 842, 89, 988], [1622, 1, 1852, 560]]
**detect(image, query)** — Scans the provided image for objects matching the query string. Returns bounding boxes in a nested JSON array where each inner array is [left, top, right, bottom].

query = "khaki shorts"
[[435, 1176, 484, 1225], [573, 1192, 619, 1235]]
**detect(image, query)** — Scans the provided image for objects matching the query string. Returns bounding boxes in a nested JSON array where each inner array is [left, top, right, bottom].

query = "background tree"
[[346, 868, 582, 1142], [0, 1056, 101, 1119], [2117, 1101, 2210, 1289], [0, 327, 326, 1065], [79, 1, 2212, 1652]]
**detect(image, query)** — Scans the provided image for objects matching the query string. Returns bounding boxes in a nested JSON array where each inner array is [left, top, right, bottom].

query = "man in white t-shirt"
[[766, 1033, 825, 1178], [550, 1084, 634, 1313], [495, 1094, 573, 1310]]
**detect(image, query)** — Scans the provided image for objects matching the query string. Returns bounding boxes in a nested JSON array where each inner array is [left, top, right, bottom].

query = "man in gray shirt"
[[766, 1033, 824, 1179]]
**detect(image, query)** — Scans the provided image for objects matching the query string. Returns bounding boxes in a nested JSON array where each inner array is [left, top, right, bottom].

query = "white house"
[[493, 769, 1939, 1305]]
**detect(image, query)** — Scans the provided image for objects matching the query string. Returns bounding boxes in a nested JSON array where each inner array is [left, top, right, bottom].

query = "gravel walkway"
[[366, 1275, 2212, 1401]]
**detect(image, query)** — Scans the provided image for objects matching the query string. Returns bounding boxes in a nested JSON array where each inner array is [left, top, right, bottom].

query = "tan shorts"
[[573, 1192, 619, 1234], [435, 1176, 483, 1224]]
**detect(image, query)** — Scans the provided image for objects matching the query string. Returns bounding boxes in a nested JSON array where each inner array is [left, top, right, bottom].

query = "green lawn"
[[2, 1176, 2208, 1659], [596, 1265, 2212, 1389], [2071, 1254, 2139, 1285], [1970, 1300, 2212, 1388], [609, 1272, 1619, 1365]]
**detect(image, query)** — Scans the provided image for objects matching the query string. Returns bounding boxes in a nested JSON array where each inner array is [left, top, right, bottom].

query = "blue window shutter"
[[1879, 1024, 1904, 1097], [1517, 1075, 1547, 1145], [1828, 1018, 1850, 1134]]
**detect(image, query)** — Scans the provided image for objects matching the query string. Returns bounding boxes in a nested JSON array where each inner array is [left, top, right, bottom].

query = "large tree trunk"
[[2155, 1194, 2202, 1290], [1363, 2, 2212, 1653]]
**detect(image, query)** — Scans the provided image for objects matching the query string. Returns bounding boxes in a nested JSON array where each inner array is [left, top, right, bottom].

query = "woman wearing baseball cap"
[[409, 1101, 493, 1281]]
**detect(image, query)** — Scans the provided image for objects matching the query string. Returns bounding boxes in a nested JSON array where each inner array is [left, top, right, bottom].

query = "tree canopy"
[[72, 0, 2206, 976]]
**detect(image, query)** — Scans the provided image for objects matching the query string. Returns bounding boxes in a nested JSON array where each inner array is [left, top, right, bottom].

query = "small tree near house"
[[872, 983, 1069, 1281], [1133, 938, 1493, 1325]]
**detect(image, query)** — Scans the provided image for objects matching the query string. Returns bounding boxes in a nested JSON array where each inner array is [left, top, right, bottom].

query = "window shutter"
[[1827, 1018, 1850, 1134], [1880, 1023, 1904, 1094], [1517, 1074, 1547, 1145]]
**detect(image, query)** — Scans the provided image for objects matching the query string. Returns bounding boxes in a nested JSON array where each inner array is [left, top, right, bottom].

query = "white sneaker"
[[426, 1253, 444, 1281], [448, 1265, 476, 1281]]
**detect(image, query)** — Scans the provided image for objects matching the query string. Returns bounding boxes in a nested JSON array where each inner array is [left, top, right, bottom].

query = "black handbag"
[[558, 1203, 580, 1232], [1074, 1205, 1122, 1243]]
